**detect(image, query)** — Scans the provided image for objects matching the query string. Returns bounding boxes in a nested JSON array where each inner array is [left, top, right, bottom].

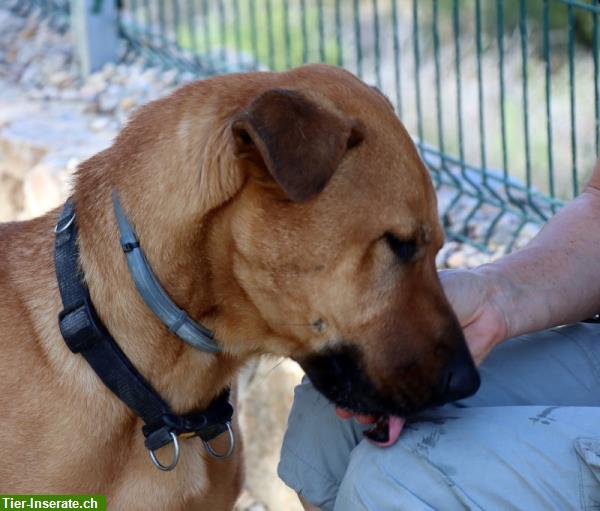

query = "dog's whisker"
[[269, 322, 314, 327], [267, 359, 285, 373]]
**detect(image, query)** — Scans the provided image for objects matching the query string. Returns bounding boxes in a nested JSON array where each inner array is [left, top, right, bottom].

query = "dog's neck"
[[69, 103, 253, 412]]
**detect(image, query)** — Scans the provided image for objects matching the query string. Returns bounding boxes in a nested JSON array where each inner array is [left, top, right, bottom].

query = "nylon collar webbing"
[[54, 199, 234, 469]]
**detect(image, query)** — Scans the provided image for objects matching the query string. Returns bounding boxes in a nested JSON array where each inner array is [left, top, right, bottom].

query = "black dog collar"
[[54, 199, 234, 471]]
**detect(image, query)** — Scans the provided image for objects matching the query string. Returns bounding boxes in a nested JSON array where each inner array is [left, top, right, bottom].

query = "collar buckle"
[[58, 296, 105, 354]]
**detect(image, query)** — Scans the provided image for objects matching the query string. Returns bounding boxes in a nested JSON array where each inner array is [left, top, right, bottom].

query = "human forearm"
[[476, 185, 600, 341]]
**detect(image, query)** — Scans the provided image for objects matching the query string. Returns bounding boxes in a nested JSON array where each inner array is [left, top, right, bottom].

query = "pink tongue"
[[335, 408, 406, 448], [370, 416, 406, 448]]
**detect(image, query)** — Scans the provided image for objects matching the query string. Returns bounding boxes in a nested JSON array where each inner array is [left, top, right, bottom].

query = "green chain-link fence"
[[14, 0, 600, 252]]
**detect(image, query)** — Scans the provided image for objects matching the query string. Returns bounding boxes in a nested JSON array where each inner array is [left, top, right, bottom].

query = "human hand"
[[439, 268, 509, 365]]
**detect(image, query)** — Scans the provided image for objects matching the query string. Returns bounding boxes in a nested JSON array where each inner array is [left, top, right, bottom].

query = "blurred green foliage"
[[176, 1, 340, 70], [487, 0, 596, 46]]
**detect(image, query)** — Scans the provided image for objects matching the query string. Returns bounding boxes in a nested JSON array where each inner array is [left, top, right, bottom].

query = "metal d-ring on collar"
[[112, 191, 220, 354], [148, 422, 235, 471], [149, 432, 181, 471], [54, 211, 76, 234], [202, 422, 236, 459]]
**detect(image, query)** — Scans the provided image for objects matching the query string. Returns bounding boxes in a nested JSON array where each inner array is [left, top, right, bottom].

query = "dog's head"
[[115, 64, 479, 418], [209, 65, 480, 418]]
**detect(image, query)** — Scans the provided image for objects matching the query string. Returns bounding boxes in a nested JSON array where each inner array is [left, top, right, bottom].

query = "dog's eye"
[[384, 232, 417, 262]]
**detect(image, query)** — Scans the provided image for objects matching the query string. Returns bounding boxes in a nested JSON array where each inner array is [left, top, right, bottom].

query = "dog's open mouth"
[[363, 415, 406, 447], [299, 346, 411, 447], [336, 407, 406, 447]]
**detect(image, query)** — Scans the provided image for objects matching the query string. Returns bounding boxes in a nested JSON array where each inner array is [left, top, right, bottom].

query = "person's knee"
[[335, 406, 596, 511], [278, 379, 365, 510], [334, 433, 471, 511]]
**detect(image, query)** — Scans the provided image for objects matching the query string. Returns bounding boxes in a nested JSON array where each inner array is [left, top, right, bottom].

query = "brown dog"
[[0, 64, 478, 509]]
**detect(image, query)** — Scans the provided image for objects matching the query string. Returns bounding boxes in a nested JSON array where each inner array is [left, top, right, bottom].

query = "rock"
[[140, 66, 158, 83], [21, 159, 66, 218], [4, 46, 18, 64], [0, 83, 117, 220], [60, 88, 80, 101], [101, 61, 116, 79], [85, 70, 107, 87], [519, 222, 540, 242], [41, 52, 67, 77], [160, 68, 179, 86], [465, 252, 492, 268], [89, 117, 110, 132], [27, 88, 45, 100], [42, 85, 59, 99], [0, 171, 24, 222], [20, 61, 41, 87], [446, 250, 466, 268], [66, 157, 79, 173], [234, 490, 267, 511], [436, 241, 459, 268], [115, 111, 129, 128], [79, 80, 106, 101], [179, 71, 196, 83], [0, 127, 48, 181], [120, 96, 136, 112], [19, 17, 38, 40], [98, 91, 120, 113], [49, 70, 72, 88], [115, 63, 129, 76]]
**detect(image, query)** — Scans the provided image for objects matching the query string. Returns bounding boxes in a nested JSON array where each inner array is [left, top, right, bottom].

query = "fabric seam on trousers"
[[280, 443, 341, 486], [380, 439, 484, 511], [574, 436, 600, 511], [576, 438, 587, 511], [553, 326, 600, 386]]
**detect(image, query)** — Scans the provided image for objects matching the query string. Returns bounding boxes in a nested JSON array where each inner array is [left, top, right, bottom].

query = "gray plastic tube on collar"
[[112, 191, 220, 354]]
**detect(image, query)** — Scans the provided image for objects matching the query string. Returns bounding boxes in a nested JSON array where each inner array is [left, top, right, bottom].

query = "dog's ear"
[[231, 89, 364, 202]]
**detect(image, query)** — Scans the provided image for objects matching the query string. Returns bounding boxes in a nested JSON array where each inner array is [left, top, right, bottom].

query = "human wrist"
[[472, 263, 514, 346]]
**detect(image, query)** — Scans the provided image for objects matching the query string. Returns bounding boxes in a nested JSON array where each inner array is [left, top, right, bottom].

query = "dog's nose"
[[435, 343, 481, 402]]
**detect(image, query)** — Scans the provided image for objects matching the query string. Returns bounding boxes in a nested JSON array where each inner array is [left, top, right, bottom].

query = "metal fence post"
[[70, 0, 119, 76]]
